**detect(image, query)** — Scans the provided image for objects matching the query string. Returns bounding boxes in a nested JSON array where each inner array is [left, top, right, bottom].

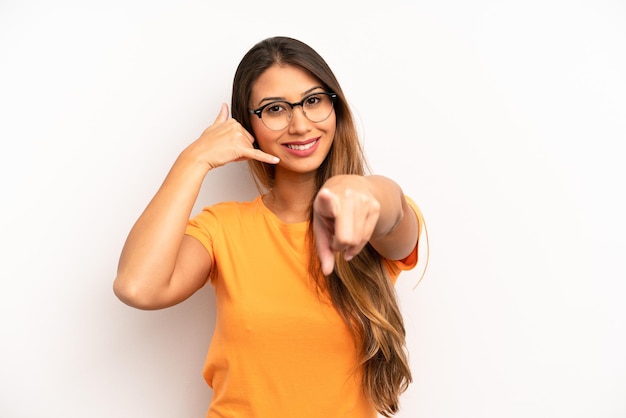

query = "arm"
[[113, 104, 279, 310], [313, 175, 419, 275]]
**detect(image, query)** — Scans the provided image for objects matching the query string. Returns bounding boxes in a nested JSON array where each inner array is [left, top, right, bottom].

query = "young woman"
[[114, 36, 425, 418]]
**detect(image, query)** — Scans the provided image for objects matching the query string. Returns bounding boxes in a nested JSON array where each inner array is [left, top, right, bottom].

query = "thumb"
[[214, 103, 229, 124]]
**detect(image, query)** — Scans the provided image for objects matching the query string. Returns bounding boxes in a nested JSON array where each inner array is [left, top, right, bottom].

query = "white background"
[[1, 1, 625, 417]]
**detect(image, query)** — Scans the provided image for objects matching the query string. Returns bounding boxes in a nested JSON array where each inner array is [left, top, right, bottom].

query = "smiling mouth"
[[285, 139, 318, 151]]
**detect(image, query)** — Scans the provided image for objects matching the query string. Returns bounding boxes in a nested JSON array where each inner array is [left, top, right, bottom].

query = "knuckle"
[[371, 200, 381, 214], [334, 233, 358, 248]]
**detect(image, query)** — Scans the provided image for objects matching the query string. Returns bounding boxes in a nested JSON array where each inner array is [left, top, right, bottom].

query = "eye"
[[263, 102, 289, 117], [304, 94, 323, 107]]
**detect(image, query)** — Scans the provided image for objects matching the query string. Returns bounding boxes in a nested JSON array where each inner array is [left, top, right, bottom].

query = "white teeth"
[[286, 141, 316, 151]]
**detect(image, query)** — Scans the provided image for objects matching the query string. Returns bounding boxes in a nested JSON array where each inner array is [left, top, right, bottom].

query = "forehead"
[[250, 64, 322, 103]]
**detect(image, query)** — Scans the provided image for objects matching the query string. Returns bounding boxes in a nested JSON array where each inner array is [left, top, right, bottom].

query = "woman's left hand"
[[313, 175, 381, 275]]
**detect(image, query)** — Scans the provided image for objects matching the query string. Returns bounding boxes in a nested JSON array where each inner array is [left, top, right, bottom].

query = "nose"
[[287, 105, 312, 134]]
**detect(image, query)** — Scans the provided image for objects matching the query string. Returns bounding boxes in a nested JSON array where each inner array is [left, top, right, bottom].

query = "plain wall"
[[1, 1, 625, 417]]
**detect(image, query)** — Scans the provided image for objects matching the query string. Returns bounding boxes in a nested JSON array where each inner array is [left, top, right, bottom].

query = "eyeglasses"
[[249, 92, 337, 131]]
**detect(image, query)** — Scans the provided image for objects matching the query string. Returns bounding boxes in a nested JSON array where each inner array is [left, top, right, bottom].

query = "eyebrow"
[[256, 86, 325, 106]]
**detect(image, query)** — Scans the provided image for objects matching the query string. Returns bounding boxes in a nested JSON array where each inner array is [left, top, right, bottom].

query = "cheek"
[[250, 119, 276, 150]]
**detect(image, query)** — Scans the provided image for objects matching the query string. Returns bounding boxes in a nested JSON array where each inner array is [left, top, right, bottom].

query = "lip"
[[282, 137, 321, 157]]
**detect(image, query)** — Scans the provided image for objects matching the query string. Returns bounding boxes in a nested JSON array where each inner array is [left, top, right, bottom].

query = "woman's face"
[[249, 64, 336, 176]]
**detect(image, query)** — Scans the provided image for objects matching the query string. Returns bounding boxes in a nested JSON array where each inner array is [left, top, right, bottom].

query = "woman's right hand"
[[184, 103, 279, 170], [114, 103, 278, 310]]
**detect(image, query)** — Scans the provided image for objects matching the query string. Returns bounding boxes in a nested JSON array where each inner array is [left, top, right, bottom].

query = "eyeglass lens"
[[261, 93, 334, 130]]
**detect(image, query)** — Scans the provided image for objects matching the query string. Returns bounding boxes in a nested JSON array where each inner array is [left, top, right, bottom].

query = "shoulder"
[[186, 197, 264, 251], [196, 196, 262, 219], [187, 197, 262, 233]]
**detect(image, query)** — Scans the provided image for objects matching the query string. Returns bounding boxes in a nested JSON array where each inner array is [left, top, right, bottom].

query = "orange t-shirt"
[[185, 195, 420, 418]]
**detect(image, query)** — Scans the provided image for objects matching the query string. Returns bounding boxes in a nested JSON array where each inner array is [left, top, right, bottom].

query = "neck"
[[264, 170, 317, 224]]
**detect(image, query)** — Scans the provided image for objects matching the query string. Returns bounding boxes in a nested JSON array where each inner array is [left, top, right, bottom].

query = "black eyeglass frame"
[[248, 92, 338, 128]]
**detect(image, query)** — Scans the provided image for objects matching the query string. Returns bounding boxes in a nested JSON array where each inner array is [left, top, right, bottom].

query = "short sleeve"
[[185, 207, 220, 269]]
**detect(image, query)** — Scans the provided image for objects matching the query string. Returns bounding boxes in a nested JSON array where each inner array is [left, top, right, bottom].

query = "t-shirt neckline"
[[256, 195, 309, 231]]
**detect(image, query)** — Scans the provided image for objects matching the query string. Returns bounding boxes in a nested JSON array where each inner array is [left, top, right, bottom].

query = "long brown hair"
[[231, 36, 411, 416]]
